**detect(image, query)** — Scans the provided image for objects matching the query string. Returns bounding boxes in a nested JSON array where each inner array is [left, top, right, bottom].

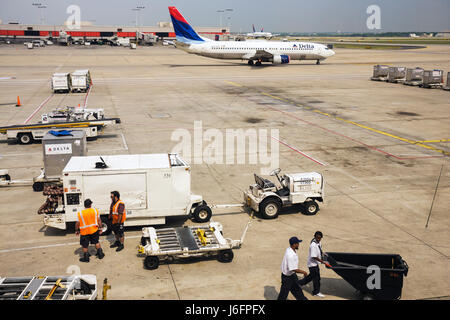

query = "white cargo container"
[[70, 69, 92, 92], [43, 153, 212, 231], [51, 73, 72, 93], [444, 72, 450, 91], [117, 38, 130, 46], [421, 69, 444, 88]]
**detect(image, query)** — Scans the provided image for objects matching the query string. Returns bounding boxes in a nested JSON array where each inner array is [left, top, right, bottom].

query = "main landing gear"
[[316, 60, 321, 65], [248, 60, 262, 66]]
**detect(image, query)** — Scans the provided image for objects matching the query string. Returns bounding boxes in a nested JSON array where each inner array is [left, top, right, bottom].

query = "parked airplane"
[[169, 6, 335, 66], [246, 25, 276, 39]]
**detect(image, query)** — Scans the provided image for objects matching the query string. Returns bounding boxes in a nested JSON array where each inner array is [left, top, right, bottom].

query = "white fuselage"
[[181, 40, 335, 62], [246, 32, 273, 39]]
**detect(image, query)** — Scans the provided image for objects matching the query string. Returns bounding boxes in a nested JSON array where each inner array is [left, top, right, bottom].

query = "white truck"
[[43, 153, 213, 232], [70, 69, 92, 93], [51, 73, 72, 93], [243, 168, 324, 219]]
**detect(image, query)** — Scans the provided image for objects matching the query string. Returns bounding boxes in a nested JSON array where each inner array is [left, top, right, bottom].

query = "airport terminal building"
[[0, 23, 230, 44]]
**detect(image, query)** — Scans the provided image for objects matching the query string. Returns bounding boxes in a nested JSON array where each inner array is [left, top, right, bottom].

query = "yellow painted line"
[[224, 81, 244, 87], [261, 92, 290, 103], [223, 81, 449, 156], [266, 91, 449, 156], [415, 139, 449, 143]]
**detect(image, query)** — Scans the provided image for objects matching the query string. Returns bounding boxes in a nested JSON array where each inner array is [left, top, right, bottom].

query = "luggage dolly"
[[138, 221, 250, 270]]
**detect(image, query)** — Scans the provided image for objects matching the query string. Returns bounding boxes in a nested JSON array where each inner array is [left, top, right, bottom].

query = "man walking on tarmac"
[[298, 231, 331, 298], [277, 236, 309, 300], [76, 199, 105, 262], [109, 191, 126, 252]]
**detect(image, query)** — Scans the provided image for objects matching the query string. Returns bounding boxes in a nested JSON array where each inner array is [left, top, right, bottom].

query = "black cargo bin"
[[325, 252, 409, 300]]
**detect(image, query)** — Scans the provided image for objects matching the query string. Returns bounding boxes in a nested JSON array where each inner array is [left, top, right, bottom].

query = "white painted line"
[[0, 152, 42, 157], [0, 235, 142, 254], [23, 94, 54, 124], [120, 132, 129, 150]]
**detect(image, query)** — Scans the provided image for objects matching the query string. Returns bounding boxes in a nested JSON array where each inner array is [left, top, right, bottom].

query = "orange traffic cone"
[[15, 96, 21, 107]]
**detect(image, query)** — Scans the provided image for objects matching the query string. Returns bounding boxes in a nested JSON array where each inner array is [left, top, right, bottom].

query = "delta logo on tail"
[[169, 6, 208, 44]]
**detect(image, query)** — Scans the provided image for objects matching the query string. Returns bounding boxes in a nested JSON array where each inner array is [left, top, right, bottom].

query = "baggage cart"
[[387, 67, 406, 83], [403, 67, 424, 86], [444, 72, 450, 91], [421, 69, 444, 89], [325, 252, 409, 300], [0, 275, 97, 300], [138, 221, 250, 270], [370, 65, 389, 81]]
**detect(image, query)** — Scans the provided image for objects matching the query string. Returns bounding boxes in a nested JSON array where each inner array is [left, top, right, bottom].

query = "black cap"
[[84, 199, 93, 207], [289, 236, 302, 245]]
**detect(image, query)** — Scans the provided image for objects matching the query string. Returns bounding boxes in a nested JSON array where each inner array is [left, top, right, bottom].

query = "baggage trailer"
[[138, 221, 250, 269], [387, 66, 406, 83], [324, 252, 409, 300], [444, 72, 450, 91], [43, 153, 213, 232], [70, 69, 92, 93], [0, 275, 97, 300], [421, 69, 444, 89], [0, 118, 120, 145], [370, 65, 389, 81], [51, 73, 72, 93], [403, 67, 424, 86]]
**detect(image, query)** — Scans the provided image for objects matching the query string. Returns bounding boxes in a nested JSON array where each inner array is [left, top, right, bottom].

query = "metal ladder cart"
[[0, 275, 97, 300], [138, 221, 250, 270]]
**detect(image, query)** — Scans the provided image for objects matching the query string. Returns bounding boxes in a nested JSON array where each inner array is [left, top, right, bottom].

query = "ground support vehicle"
[[0, 118, 120, 145], [42, 153, 212, 232], [243, 168, 324, 219], [138, 221, 250, 270]]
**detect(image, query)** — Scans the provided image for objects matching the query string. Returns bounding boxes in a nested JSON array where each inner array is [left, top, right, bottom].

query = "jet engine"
[[272, 54, 290, 64]]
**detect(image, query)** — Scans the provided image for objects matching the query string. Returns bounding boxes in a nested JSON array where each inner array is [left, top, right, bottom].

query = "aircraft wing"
[[242, 50, 274, 60]]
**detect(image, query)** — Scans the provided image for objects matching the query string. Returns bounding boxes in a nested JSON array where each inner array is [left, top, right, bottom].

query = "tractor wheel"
[[193, 204, 212, 223], [259, 198, 281, 219], [303, 201, 319, 215]]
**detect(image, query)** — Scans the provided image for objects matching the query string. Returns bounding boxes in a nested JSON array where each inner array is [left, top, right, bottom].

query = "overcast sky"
[[1, 0, 449, 33]]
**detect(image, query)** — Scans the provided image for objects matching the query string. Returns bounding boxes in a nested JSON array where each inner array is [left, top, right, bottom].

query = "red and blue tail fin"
[[169, 6, 208, 44]]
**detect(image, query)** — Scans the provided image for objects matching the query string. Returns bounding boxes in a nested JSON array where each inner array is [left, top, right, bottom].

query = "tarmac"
[[0, 43, 449, 300]]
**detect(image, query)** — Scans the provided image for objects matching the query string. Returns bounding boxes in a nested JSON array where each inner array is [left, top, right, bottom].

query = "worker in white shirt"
[[277, 236, 308, 300], [299, 231, 331, 298]]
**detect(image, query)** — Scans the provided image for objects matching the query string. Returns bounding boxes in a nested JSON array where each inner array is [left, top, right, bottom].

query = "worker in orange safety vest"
[[76, 199, 105, 262], [109, 191, 126, 252]]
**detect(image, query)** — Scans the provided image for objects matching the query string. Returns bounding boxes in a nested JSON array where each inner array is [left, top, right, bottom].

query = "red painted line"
[[267, 105, 448, 160], [264, 104, 409, 160], [273, 136, 327, 166], [83, 84, 93, 108], [23, 94, 54, 124]]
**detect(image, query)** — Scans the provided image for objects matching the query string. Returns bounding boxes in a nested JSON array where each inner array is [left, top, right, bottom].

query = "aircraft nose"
[[328, 49, 335, 57]]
